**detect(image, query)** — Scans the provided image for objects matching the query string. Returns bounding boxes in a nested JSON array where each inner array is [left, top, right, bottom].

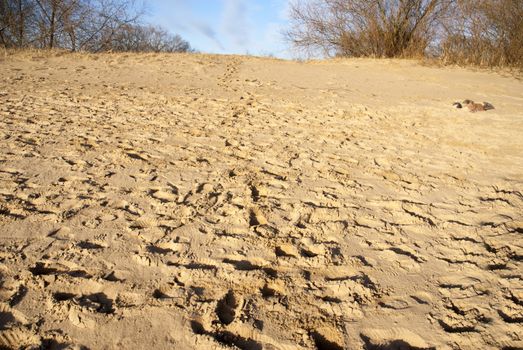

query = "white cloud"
[[192, 21, 225, 51], [222, 0, 250, 49]]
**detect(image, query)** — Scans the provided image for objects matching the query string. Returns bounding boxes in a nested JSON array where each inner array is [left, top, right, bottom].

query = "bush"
[[286, 0, 523, 69], [440, 0, 523, 69], [102, 24, 191, 53], [285, 0, 452, 58]]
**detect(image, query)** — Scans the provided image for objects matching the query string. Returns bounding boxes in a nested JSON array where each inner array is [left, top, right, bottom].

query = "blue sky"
[[146, 0, 292, 58]]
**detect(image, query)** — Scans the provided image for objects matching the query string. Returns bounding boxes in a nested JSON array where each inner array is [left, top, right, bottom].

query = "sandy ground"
[[0, 51, 522, 349]]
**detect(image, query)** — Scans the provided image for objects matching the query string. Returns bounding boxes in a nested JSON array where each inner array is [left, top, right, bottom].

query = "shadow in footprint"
[[214, 331, 262, 350], [311, 331, 344, 350], [222, 259, 258, 271], [77, 293, 114, 314], [362, 339, 430, 350], [53, 292, 76, 302], [0, 309, 16, 330], [216, 290, 241, 325], [41, 338, 89, 350], [189, 320, 262, 350], [190, 320, 206, 335], [77, 241, 104, 250], [146, 245, 172, 255], [9, 285, 28, 307], [29, 262, 92, 279]]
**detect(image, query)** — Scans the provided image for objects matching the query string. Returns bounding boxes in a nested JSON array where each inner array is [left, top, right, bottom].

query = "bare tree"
[[106, 24, 191, 53], [27, 0, 142, 50], [1, 0, 192, 53], [286, 0, 454, 58], [441, 0, 523, 68], [74, 0, 144, 52], [0, 0, 36, 47], [285, 0, 522, 69], [33, 0, 65, 48]]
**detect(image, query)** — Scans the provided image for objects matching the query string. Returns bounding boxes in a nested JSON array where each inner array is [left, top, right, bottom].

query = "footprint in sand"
[[216, 290, 243, 325], [0, 275, 25, 304], [275, 244, 299, 258], [310, 326, 345, 350], [0, 327, 40, 349], [360, 328, 435, 349], [150, 188, 178, 203], [0, 304, 39, 349]]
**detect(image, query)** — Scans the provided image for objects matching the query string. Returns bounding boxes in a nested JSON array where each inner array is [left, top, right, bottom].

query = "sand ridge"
[[0, 51, 522, 349]]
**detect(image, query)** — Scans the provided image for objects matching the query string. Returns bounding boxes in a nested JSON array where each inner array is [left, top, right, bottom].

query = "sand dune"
[[0, 51, 522, 349]]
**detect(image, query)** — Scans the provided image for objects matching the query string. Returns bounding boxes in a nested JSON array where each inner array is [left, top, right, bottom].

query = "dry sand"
[[0, 51, 522, 349]]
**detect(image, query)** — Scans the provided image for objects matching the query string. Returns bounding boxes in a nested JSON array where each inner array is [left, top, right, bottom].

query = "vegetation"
[[286, 0, 523, 69], [440, 0, 523, 68], [0, 0, 191, 53]]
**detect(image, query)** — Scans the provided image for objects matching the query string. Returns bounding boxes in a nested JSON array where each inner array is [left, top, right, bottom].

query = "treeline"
[[0, 0, 191, 53], [286, 0, 523, 69]]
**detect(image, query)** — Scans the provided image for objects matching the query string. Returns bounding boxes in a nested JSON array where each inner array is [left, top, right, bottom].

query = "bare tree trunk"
[[49, 0, 56, 48], [0, 0, 8, 46], [68, 30, 76, 51], [17, 0, 24, 47], [1, 0, 191, 54]]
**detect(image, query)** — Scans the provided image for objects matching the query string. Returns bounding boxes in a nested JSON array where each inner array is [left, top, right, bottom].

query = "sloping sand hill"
[[0, 51, 522, 349]]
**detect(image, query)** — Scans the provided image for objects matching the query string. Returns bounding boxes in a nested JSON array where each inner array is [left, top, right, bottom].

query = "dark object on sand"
[[453, 100, 494, 112]]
